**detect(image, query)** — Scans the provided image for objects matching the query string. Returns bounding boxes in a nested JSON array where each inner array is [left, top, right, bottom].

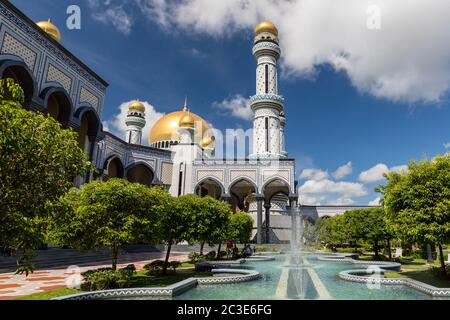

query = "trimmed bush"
[[205, 251, 216, 260], [144, 260, 165, 274], [188, 252, 206, 263], [81, 268, 136, 291]]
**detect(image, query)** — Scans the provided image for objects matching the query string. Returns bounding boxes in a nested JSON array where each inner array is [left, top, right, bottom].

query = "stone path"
[[0, 250, 189, 299]]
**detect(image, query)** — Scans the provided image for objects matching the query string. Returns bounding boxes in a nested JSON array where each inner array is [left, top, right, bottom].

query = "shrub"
[[188, 252, 206, 263], [205, 251, 216, 260], [144, 260, 165, 274], [81, 268, 135, 291], [168, 261, 181, 272], [121, 264, 136, 272], [431, 265, 450, 278]]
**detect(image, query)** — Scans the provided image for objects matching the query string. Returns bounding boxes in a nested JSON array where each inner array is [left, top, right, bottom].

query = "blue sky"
[[13, 0, 450, 206]]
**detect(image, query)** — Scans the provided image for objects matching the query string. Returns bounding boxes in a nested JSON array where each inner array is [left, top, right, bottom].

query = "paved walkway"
[[0, 250, 189, 299]]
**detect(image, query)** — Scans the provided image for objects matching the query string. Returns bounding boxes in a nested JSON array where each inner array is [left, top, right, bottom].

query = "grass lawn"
[[15, 288, 80, 300], [15, 267, 212, 300], [384, 270, 450, 288]]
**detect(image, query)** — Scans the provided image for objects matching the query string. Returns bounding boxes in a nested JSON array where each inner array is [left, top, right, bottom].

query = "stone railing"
[[319, 253, 450, 297], [51, 265, 264, 300]]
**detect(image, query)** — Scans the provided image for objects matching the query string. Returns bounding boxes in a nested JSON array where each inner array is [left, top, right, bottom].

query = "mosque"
[[0, 2, 370, 243]]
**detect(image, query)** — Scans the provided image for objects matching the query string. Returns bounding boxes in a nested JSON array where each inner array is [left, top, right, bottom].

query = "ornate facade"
[[0, 2, 371, 244]]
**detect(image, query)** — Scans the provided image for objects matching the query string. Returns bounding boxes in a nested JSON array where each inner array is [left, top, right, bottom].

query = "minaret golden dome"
[[36, 19, 61, 42], [148, 99, 211, 145], [255, 21, 278, 36], [129, 100, 145, 112], [179, 113, 195, 128]]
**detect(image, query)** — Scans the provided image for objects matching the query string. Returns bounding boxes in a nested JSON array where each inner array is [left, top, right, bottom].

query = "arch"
[[125, 161, 155, 186], [0, 59, 37, 103], [39, 86, 73, 127], [228, 177, 258, 195], [194, 176, 225, 200], [262, 176, 291, 204], [74, 105, 101, 137], [103, 155, 124, 179], [73, 106, 101, 161], [228, 178, 258, 212]]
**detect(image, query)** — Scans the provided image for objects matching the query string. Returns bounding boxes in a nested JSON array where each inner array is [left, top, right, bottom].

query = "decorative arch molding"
[[228, 177, 259, 195], [194, 176, 226, 196], [124, 160, 158, 184], [261, 176, 291, 193], [73, 104, 101, 137], [0, 58, 38, 103], [39, 85, 73, 126], [103, 154, 124, 179]]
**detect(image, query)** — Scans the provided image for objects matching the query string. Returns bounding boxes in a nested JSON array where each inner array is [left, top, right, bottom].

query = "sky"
[[12, 0, 450, 206]]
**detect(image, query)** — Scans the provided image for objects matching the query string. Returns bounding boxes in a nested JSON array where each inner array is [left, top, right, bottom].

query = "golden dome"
[[255, 21, 278, 36], [148, 103, 212, 145], [179, 113, 195, 128], [201, 136, 215, 148], [129, 100, 145, 112], [36, 19, 61, 42]]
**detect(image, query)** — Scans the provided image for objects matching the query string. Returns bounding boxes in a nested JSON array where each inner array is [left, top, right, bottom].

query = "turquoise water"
[[172, 254, 434, 300]]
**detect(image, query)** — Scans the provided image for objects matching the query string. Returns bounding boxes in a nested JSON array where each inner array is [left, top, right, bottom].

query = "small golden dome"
[[255, 21, 278, 36], [36, 19, 61, 42], [179, 113, 195, 128], [129, 100, 145, 112], [148, 103, 211, 145], [201, 136, 215, 148]]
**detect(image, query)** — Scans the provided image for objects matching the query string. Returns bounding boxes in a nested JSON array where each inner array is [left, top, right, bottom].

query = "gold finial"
[[182, 96, 189, 112]]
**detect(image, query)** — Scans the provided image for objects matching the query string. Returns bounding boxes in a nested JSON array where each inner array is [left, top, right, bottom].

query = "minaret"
[[125, 100, 146, 145], [249, 21, 286, 159]]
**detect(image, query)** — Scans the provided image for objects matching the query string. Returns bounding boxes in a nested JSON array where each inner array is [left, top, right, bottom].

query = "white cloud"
[[444, 142, 450, 149], [299, 179, 367, 197], [103, 100, 164, 145], [88, 0, 133, 34], [368, 197, 382, 206], [358, 163, 389, 183], [327, 197, 355, 206], [358, 163, 408, 183], [136, 0, 450, 103], [214, 94, 252, 121], [333, 161, 352, 179], [299, 168, 329, 181], [299, 194, 325, 206]]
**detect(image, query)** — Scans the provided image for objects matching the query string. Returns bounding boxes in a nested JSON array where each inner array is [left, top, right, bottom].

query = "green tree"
[[228, 212, 253, 244], [50, 179, 160, 270], [158, 195, 191, 274], [183, 195, 232, 255], [378, 154, 450, 277], [0, 78, 90, 274]]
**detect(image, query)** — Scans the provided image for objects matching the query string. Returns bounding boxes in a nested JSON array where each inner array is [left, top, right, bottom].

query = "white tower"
[[125, 100, 146, 145], [250, 21, 286, 159]]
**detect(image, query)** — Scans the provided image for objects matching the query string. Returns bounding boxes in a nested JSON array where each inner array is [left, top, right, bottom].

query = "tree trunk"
[[387, 238, 392, 260], [216, 243, 222, 260], [111, 245, 119, 270], [374, 240, 379, 259], [353, 241, 357, 253], [200, 241, 205, 255], [427, 243, 434, 263], [163, 242, 172, 275], [438, 244, 447, 278]]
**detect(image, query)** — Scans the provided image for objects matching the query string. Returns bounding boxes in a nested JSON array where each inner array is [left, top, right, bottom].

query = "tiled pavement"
[[0, 250, 190, 300]]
